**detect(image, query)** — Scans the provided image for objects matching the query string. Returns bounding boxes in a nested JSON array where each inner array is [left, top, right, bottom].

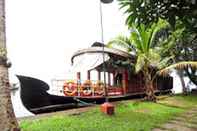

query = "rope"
[[73, 97, 96, 106]]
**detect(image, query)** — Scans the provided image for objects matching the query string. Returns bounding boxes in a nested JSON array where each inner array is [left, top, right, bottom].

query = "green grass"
[[20, 94, 197, 131], [158, 94, 197, 109]]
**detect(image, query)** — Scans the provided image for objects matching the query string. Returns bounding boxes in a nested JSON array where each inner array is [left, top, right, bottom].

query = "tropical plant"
[[0, 0, 19, 130], [172, 29, 197, 87], [118, 0, 197, 33], [118, 0, 197, 92], [161, 22, 197, 93], [108, 20, 172, 101]]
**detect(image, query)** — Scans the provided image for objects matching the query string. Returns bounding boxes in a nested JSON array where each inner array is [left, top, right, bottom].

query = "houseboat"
[[17, 42, 173, 114]]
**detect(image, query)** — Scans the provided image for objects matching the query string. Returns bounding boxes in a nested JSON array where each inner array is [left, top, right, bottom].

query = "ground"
[[153, 106, 197, 131], [19, 94, 197, 131]]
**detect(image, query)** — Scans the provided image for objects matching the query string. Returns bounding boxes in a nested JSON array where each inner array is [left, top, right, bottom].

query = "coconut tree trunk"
[[144, 66, 156, 102], [0, 0, 20, 130]]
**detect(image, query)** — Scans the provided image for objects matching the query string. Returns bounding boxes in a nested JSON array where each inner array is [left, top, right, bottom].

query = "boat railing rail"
[[51, 79, 123, 97]]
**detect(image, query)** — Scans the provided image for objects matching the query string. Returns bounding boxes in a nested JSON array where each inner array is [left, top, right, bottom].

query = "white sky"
[[5, 0, 128, 84]]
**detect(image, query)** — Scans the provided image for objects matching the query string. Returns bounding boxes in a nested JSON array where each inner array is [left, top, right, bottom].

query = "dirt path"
[[152, 107, 197, 131]]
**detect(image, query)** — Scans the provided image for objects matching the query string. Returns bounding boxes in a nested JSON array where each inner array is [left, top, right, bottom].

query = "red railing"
[[51, 79, 123, 97]]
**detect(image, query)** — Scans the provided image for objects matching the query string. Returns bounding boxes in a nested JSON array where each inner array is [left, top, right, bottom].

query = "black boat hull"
[[17, 75, 77, 114]]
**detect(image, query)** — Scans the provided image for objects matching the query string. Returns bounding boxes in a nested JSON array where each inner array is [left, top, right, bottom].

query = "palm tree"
[[0, 0, 20, 130], [108, 20, 172, 101]]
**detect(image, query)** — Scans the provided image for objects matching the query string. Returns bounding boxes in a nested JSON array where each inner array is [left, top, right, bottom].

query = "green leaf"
[[148, 49, 161, 67], [135, 53, 145, 73]]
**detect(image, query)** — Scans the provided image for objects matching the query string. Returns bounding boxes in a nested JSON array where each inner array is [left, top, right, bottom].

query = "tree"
[[160, 24, 189, 93], [118, 0, 197, 32], [159, 22, 197, 92], [108, 20, 172, 101], [0, 0, 20, 130], [174, 29, 197, 86], [118, 0, 197, 91]]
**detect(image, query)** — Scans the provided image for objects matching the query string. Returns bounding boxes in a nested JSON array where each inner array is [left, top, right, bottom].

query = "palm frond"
[[107, 35, 134, 52], [130, 25, 143, 52], [135, 53, 145, 73], [158, 61, 197, 76], [149, 19, 169, 48], [139, 24, 150, 53], [148, 49, 161, 67], [157, 56, 174, 69]]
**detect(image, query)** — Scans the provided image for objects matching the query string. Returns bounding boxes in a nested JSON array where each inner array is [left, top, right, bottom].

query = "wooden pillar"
[[122, 70, 128, 95], [98, 71, 101, 81], [112, 71, 115, 86], [76, 72, 81, 96], [77, 72, 81, 81], [108, 72, 111, 86], [87, 70, 90, 80]]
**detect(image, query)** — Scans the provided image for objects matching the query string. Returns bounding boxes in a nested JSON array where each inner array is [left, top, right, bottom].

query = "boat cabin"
[[53, 42, 173, 98]]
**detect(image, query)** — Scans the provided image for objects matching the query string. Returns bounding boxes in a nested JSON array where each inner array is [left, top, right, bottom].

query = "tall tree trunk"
[[144, 67, 156, 102], [0, 0, 20, 130]]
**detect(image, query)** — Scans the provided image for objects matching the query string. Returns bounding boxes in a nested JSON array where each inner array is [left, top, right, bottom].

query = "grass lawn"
[[20, 94, 197, 131]]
